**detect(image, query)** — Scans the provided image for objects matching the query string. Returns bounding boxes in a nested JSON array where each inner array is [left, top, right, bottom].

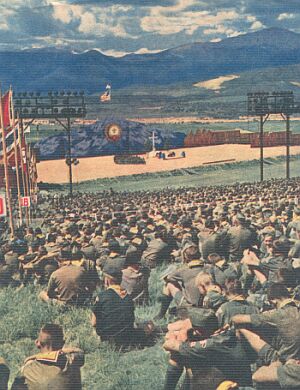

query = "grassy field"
[[0, 268, 169, 389]]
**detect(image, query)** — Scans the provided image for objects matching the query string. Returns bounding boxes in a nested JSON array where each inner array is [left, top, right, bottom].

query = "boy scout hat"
[[108, 239, 120, 252], [125, 248, 141, 265], [273, 238, 291, 254], [103, 260, 122, 280]]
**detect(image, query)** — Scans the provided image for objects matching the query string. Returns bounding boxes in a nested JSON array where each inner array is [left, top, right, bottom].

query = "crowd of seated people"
[[1, 177, 300, 388]]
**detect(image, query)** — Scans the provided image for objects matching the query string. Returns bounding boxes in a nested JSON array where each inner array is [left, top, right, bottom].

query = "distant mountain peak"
[[1, 27, 300, 93]]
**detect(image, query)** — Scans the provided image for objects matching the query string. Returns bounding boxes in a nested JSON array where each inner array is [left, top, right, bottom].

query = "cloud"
[[69, 0, 174, 5], [278, 13, 295, 21], [52, 4, 83, 23], [1, 0, 300, 54], [250, 20, 265, 30], [203, 25, 240, 36], [52, 3, 137, 38], [141, 1, 240, 36], [134, 47, 162, 54]]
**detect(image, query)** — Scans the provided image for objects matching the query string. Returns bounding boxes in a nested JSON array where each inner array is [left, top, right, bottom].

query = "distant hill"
[[85, 62, 300, 118], [2, 28, 300, 93], [35, 118, 186, 160]]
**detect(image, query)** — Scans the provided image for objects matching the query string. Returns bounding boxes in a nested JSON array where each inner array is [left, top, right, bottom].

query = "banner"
[[1, 90, 12, 129]]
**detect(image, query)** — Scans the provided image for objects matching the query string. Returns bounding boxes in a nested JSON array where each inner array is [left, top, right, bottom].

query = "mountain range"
[[1, 28, 300, 93]]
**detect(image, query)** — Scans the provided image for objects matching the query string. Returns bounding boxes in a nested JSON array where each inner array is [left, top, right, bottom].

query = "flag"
[[100, 91, 111, 102], [1, 90, 13, 129], [7, 126, 21, 168], [0, 126, 18, 157], [100, 84, 111, 102], [0, 90, 15, 158], [23, 125, 31, 134], [28, 146, 38, 187]]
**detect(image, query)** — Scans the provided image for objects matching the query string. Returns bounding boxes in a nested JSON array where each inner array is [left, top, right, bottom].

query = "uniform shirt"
[[4, 251, 19, 271], [47, 263, 95, 304], [167, 260, 206, 306], [121, 266, 150, 304], [226, 225, 257, 262], [289, 240, 300, 259], [216, 296, 259, 327], [81, 244, 97, 261], [16, 349, 84, 390], [97, 253, 126, 270], [0, 264, 14, 287], [90, 236, 104, 254], [250, 300, 300, 361], [92, 286, 135, 346], [141, 238, 171, 269], [178, 329, 252, 387], [198, 230, 225, 260], [44, 242, 61, 254], [277, 360, 300, 389], [208, 260, 240, 287]]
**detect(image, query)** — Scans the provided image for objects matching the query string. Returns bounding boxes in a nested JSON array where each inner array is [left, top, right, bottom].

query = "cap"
[[125, 248, 141, 265], [103, 260, 123, 280], [108, 239, 120, 252], [273, 239, 291, 254]]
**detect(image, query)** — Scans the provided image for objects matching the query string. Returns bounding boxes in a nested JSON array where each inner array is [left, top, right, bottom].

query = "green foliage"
[[0, 268, 168, 389]]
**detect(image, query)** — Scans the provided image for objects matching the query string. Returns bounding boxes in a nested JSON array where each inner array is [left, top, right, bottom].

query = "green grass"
[[0, 268, 169, 389]]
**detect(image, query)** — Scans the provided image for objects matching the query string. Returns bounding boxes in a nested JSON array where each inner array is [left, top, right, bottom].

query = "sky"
[[0, 0, 300, 55]]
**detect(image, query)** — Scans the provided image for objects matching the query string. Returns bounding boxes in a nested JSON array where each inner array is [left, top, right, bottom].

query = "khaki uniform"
[[178, 329, 252, 387], [167, 260, 206, 306], [121, 266, 150, 305], [15, 349, 84, 390], [141, 238, 171, 269], [250, 300, 300, 362], [277, 360, 300, 389], [216, 295, 258, 327], [226, 225, 257, 262], [47, 261, 98, 304]]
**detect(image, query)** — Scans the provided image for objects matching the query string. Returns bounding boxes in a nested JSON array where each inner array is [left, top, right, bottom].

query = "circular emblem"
[[105, 123, 122, 142]]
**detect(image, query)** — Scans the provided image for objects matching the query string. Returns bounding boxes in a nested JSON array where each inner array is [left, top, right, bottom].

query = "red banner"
[[1, 90, 12, 129]]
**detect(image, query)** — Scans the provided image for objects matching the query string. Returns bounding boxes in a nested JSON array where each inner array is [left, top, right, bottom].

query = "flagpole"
[[27, 144, 33, 223], [19, 117, 30, 228], [13, 125, 22, 225], [17, 114, 26, 195], [24, 139, 32, 225], [10, 87, 22, 226], [0, 86, 14, 237]]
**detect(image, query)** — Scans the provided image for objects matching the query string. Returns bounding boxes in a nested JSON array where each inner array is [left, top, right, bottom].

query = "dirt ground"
[[37, 144, 300, 184]]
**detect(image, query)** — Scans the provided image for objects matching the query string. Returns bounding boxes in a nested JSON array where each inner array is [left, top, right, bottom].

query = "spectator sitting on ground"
[[12, 324, 84, 390]]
